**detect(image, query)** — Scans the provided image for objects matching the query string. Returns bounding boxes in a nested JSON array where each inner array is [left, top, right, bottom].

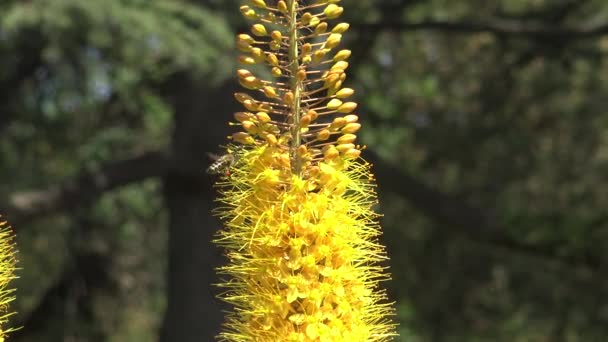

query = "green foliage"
[[0, 0, 232, 187]]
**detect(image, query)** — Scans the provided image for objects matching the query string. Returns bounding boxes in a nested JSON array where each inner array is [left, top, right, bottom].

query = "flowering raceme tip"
[[0, 218, 17, 341], [213, 1, 397, 341]]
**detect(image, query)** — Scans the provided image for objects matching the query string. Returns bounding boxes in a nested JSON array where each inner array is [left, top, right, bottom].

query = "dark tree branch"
[[356, 20, 608, 40], [365, 150, 604, 273], [2, 152, 169, 227]]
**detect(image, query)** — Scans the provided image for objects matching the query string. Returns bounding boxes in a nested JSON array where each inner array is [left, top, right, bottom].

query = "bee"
[[206, 150, 239, 176]]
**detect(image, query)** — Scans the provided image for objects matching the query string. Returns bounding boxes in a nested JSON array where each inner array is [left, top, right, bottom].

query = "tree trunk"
[[159, 74, 237, 341]]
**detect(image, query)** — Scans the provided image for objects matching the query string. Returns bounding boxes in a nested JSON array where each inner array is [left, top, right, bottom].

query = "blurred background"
[[1, 0, 608, 341]]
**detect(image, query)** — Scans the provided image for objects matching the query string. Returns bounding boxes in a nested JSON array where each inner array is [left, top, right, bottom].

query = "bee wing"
[[207, 152, 221, 161]]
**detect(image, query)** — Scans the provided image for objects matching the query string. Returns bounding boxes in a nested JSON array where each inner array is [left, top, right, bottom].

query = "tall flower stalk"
[[213, 1, 396, 340], [0, 218, 17, 341]]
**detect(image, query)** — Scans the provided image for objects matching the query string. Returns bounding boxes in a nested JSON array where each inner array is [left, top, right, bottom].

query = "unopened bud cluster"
[[232, 0, 363, 175]]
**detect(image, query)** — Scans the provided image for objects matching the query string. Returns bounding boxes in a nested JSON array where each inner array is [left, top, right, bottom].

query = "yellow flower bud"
[[336, 88, 354, 98], [234, 112, 252, 122], [317, 129, 330, 141], [277, 0, 287, 13], [251, 24, 267, 36], [326, 98, 343, 110], [297, 69, 307, 81], [266, 53, 279, 66], [307, 109, 319, 121], [325, 33, 342, 49], [331, 61, 349, 71], [300, 114, 312, 128], [240, 6, 257, 20], [231, 132, 254, 144], [315, 22, 328, 34], [337, 102, 357, 113], [330, 117, 347, 130], [312, 49, 327, 64], [264, 133, 277, 145], [343, 147, 361, 159], [341, 122, 361, 134], [234, 92, 254, 103], [344, 114, 359, 123], [302, 43, 312, 55], [237, 69, 253, 79], [336, 143, 355, 153], [250, 0, 267, 9], [333, 49, 351, 61], [271, 30, 282, 41], [238, 55, 256, 65], [324, 4, 344, 19], [284, 91, 294, 106], [271, 67, 282, 77], [301, 12, 313, 25], [332, 23, 350, 33], [337, 134, 357, 144], [263, 86, 278, 99], [242, 120, 257, 134]]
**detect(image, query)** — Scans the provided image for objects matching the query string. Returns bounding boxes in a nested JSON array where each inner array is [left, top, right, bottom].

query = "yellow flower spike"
[[0, 218, 18, 341], [214, 1, 397, 341]]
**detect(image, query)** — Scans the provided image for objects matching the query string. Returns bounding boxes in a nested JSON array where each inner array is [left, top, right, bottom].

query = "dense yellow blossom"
[[0, 218, 17, 341], [213, 1, 397, 341]]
